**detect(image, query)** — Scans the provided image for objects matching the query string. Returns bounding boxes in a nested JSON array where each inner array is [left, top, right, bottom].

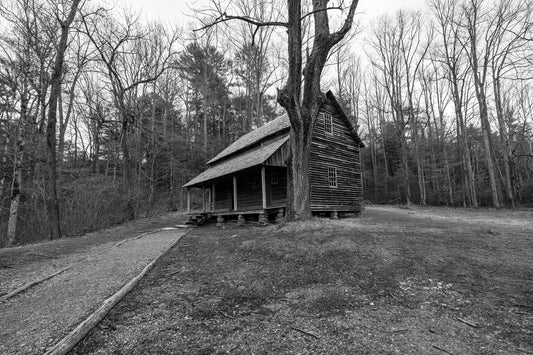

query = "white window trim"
[[323, 113, 333, 134], [328, 167, 338, 188], [271, 173, 279, 186]]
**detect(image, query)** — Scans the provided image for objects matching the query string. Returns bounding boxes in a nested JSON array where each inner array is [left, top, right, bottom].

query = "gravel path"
[[0, 228, 189, 355]]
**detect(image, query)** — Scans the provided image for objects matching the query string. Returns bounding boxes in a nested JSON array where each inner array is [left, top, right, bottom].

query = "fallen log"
[[44, 231, 188, 355], [0, 265, 72, 303]]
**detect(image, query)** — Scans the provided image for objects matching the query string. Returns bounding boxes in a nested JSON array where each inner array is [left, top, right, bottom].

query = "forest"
[[0, 0, 532, 246]]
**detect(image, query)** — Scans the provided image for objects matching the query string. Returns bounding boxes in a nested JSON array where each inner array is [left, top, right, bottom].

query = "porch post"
[[187, 187, 191, 213], [212, 181, 216, 212], [233, 175, 238, 211], [202, 186, 206, 212], [261, 166, 267, 209]]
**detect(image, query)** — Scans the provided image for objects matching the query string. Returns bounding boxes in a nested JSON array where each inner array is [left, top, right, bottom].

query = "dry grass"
[[72, 206, 533, 354]]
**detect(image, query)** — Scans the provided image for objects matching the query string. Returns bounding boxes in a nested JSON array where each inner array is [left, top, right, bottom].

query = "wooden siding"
[[267, 166, 287, 207], [309, 100, 363, 211], [264, 140, 289, 167], [236, 168, 263, 210], [214, 176, 233, 212]]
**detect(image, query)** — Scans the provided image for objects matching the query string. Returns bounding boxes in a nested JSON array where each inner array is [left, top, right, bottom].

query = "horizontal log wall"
[[267, 166, 287, 207], [214, 177, 233, 212], [211, 167, 288, 213], [236, 168, 263, 210], [265, 141, 289, 167], [310, 101, 363, 211]]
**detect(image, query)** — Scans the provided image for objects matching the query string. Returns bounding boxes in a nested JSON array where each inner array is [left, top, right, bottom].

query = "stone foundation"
[[216, 215, 225, 227]]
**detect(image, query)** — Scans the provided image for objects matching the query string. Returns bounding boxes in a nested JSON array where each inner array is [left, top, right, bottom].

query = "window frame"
[[251, 176, 259, 189], [271, 173, 279, 186], [327, 167, 338, 188], [323, 113, 333, 134]]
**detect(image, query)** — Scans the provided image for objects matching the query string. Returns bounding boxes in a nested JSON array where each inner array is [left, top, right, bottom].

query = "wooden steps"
[[186, 213, 212, 226]]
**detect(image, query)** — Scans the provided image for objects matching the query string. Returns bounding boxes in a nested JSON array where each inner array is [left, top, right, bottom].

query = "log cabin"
[[183, 91, 364, 225]]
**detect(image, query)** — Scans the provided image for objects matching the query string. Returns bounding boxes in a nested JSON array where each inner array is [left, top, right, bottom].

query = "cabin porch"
[[185, 165, 287, 225]]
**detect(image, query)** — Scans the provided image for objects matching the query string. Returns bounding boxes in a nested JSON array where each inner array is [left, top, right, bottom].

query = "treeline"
[[334, 0, 533, 207], [0, 0, 281, 246], [1, 0, 532, 246]]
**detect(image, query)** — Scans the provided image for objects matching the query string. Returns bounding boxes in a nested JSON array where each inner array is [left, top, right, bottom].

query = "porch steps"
[[186, 213, 212, 226]]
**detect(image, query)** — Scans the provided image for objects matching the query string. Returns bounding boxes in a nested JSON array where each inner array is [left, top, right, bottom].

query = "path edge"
[[44, 229, 191, 355], [1, 229, 162, 303]]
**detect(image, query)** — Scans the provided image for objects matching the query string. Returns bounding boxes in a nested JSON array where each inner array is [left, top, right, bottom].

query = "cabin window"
[[328, 167, 337, 188], [323, 113, 333, 134], [271, 173, 279, 186], [251, 177, 259, 189]]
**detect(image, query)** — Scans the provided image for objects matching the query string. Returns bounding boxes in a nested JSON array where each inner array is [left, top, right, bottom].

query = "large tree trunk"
[[493, 77, 515, 207], [451, 80, 477, 207], [7, 145, 22, 246], [412, 120, 426, 205], [203, 63, 209, 153], [466, 3, 500, 208], [286, 124, 313, 220], [45, 0, 82, 240], [6, 90, 28, 247], [400, 135, 412, 205], [477, 91, 501, 208], [58, 72, 80, 163], [0, 127, 9, 204], [278, 0, 359, 221]]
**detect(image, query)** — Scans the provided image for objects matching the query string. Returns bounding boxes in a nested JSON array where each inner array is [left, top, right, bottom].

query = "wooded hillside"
[[1, 0, 532, 246]]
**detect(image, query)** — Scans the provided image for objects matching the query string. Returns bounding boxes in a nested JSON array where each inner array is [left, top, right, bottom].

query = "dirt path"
[[0, 212, 188, 295], [0, 218, 190, 355]]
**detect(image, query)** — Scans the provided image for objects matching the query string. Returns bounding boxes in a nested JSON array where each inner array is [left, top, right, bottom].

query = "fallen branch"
[[510, 301, 532, 309], [220, 311, 235, 319], [290, 326, 319, 340], [113, 230, 158, 248], [433, 345, 455, 354], [0, 265, 72, 303], [455, 316, 479, 328], [44, 231, 188, 355], [389, 292, 414, 309], [228, 344, 239, 352]]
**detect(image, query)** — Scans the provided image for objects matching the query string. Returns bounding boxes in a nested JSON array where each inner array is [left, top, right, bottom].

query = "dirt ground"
[[70, 205, 533, 354]]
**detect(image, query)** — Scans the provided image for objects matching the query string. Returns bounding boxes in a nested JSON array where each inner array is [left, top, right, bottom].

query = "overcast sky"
[[126, 0, 428, 25]]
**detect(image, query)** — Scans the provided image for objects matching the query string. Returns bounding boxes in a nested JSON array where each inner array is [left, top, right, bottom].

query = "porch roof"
[[206, 114, 290, 165], [183, 135, 289, 188]]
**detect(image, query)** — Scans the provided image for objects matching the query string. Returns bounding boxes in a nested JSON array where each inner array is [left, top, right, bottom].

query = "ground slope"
[[72, 206, 533, 354]]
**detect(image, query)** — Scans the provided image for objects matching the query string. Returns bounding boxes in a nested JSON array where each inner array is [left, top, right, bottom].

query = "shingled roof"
[[207, 114, 290, 165], [183, 135, 289, 188]]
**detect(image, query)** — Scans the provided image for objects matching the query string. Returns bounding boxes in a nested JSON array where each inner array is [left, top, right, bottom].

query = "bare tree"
[[488, 0, 533, 206], [81, 9, 180, 215], [44, 0, 83, 240], [430, 0, 478, 206], [368, 12, 414, 204], [459, 0, 501, 207], [57, 30, 92, 163]]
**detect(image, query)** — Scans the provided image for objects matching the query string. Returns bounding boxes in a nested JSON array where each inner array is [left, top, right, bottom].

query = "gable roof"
[[207, 114, 290, 165], [184, 91, 364, 188], [325, 91, 365, 148], [183, 135, 289, 187]]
